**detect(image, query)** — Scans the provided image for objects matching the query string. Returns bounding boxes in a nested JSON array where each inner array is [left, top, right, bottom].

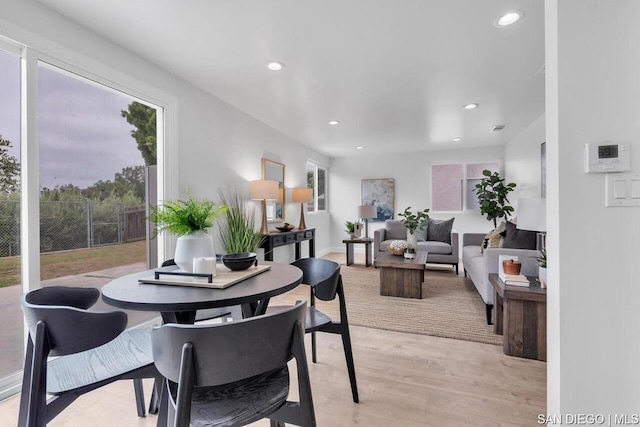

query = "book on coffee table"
[[499, 271, 529, 286]]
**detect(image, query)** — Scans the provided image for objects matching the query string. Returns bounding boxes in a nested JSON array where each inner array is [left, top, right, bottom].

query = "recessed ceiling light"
[[266, 61, 285, 71], [464, 103, 479, 110], [356, 146, 364, 150], [452, 137, 463, 142], [328, 120, 339, 125], [496, 10, 524, 27]]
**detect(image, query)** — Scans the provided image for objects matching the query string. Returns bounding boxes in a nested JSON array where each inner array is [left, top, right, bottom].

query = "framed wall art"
[[361, 178, 395, 221]]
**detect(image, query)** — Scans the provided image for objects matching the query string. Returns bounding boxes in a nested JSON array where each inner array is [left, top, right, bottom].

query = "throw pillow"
[[426, 218, 454, 244], [500, 221, 537, 250], [385, 220, 407, 240], [481, 221, 507, 252]]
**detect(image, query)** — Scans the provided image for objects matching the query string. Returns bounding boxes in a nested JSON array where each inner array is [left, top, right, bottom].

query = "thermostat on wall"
[[584, 142, 630, 173]]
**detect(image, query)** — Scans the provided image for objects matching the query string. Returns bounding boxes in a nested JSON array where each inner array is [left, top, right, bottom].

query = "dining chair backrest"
[[151, 300, 306, 387], [21, 286, 128, 357], [291, 258, 341, 301]]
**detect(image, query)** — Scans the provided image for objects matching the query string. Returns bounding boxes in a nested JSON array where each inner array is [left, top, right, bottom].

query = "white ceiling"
[[36, 0, 545, 158]]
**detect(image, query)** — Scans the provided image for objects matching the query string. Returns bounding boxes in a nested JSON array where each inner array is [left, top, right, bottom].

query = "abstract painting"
[[361, 178, 395, 221]]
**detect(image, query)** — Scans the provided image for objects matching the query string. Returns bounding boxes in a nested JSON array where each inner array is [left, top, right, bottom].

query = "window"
[[431, 162, 500, 212], [306, 161, 327, 212]]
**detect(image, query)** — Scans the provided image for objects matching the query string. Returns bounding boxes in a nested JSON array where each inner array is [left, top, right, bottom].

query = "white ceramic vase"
[[406, 230, 418, 250], [538, 266, 547, 288], [174, 230, 215, 272]]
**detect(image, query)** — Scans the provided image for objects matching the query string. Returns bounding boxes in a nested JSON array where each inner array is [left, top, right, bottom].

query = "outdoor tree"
[[121, 101, 157, 165], [0, 135, 20, 193]]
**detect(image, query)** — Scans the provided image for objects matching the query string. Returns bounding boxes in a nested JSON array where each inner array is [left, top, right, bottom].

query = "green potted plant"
[[537, 248, 547, 288], [474, 170, 516, 228], [149, 191, 227, 272], [218, 188, 264, 254], [344, 220, 362, 239], [398, 207, 429, 249]]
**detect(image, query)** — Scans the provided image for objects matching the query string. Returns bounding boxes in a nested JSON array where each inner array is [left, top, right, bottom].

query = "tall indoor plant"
[[474, 170, 516, 228], [150, 191, 227, 272], [398, 207, 429, 249], [217, 188, 264, 254]]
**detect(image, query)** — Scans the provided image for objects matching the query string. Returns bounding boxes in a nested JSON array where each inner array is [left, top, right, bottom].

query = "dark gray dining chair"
[[18, 286, 161, 427], [291, 257, 359, 403], [151, 300, 316, 427]]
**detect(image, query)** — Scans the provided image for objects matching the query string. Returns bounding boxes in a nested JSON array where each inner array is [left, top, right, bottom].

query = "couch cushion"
[[426, 218, 454, 244], [416, 241, 451, 255], [462, 245, 482, 262], [501, 221, 537, 250], [384, 220, 407, 240]]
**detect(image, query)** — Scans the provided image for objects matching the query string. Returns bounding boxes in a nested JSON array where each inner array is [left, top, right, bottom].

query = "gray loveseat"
[[373, 219, 459, 273], [462, 233, 540, 324]]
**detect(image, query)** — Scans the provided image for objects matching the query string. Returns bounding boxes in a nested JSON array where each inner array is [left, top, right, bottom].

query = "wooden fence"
[[124, 206, 146, 242]]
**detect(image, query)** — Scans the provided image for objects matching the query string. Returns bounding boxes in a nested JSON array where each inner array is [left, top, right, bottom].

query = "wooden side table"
[[489, 273, 547, 361], [342, 238, 372, 267]]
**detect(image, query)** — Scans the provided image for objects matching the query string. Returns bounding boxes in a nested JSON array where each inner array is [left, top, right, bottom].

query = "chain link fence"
[[0, 201, 146, 257]]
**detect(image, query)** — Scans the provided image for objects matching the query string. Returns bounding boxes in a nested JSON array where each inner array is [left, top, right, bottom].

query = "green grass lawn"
[[0, 240, 146, 288]]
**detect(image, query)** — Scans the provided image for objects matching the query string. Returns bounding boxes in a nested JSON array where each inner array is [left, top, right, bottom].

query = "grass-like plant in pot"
[[218, 188, 264, 255], [149, 191, 227, 272]]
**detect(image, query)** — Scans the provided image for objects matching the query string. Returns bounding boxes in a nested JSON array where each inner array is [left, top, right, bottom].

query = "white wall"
[[328, 145, 505, 253], [547, 0, 640, 415], [0, 0, 330, 263], [505, 114, 546, 203]]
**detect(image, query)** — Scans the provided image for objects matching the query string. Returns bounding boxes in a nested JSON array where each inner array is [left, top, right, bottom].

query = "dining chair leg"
[[17, 338, 34, 427], [341, 325, 359, 403], [133, 379, 146, 417], [148, 379, 159, 414], [311, 331, 317, 363]]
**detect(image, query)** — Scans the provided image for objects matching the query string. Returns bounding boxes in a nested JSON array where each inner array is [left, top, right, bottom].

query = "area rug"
[[270, 254, 502, 346]]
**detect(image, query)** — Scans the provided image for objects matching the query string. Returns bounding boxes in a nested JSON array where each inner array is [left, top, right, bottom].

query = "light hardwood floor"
[[0, 324, 546, 427]]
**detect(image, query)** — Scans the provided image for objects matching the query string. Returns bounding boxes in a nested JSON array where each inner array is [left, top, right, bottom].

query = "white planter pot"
[[406, 230, 418, 250], [174, 230, 215, 272], [538, 266, 547, 288]]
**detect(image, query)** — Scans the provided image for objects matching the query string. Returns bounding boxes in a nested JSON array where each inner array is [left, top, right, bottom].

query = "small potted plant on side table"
[[344, 221, 362, 239], [537, 249, 547, 288]]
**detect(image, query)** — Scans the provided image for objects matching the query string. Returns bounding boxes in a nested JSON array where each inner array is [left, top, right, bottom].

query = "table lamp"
[[250, 180, 279, 235], [292, 187, 313, 230], [357, 204, 377, 238], [516, 198, 546, 250]]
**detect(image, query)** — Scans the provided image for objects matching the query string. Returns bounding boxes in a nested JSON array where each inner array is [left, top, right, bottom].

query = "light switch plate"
[[606, 172, 640, 207]]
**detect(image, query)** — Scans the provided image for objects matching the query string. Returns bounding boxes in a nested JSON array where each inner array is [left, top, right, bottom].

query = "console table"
[[489, 273, 546, 361], [260, 228, 315, 261]]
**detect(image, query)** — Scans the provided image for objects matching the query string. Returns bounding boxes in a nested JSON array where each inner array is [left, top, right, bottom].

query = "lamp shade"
[[516, 198, 546, 231], [249, 180, 279, 200], [292, 187, 313, 203], [357, 205, 377, 219]]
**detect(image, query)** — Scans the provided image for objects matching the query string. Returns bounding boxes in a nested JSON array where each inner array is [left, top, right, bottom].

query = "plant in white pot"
[[537, 248, 547, 288], [150, 192, 227, 272], [398, 207, 429, 249]]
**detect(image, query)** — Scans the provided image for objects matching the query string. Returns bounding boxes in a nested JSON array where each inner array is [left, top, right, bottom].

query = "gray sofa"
[[462, 233, 540, 324], [373, 220, 459, 273]]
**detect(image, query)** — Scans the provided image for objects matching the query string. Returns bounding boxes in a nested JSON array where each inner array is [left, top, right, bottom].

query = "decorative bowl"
[[388, 240, 408, 256], [275, 224, 295, 232], [222, 252, 257, 271], [502, 259, 522, 275]]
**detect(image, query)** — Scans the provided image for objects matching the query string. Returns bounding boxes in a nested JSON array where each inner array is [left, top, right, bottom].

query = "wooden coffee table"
[[374, 250, 427, 299]]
